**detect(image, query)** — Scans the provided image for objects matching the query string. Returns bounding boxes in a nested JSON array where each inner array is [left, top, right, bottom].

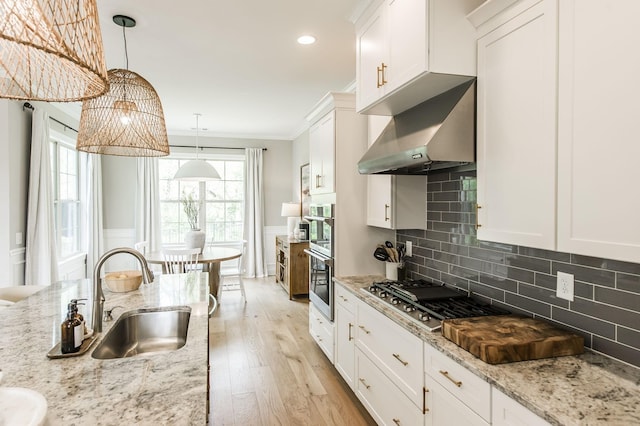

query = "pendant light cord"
[[195, 113, 201, 160], [122, 23, 129, 70]]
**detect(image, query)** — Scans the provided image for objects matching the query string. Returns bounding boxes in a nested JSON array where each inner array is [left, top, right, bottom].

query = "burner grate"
[[366, 279, 510, 326]]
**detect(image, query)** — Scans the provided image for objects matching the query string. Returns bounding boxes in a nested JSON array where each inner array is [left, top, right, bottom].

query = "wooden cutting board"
[[442, 315, 584, 364]]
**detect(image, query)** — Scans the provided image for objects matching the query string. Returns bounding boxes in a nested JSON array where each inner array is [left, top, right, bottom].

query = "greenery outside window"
[[159, 156, 244, 245]]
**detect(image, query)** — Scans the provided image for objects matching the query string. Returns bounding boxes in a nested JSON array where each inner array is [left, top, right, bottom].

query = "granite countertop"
[[0, 272, 209, 425], [335, 275, 640, 426]]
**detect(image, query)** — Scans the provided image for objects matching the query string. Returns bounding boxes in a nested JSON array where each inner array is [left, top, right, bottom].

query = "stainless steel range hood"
[[358, 79, 476, 175]]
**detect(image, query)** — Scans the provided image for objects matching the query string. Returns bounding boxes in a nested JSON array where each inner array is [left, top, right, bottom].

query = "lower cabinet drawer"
[[425, 374, 489, 426], [492, 387, 551, 426], [335, 284, 357, 313], [424, 343, 491, 422], [356, 348, 425, 426], [358, 300, 423, 407], [310, 303, 334, 363]]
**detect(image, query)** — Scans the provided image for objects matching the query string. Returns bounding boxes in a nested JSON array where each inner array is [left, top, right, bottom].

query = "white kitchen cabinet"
[[492, 387, 550, 426], [357, 299, 424, 408], [306, 92, 388, 277], [366, 115, 427, 229], [308, 111, 335, 195], [425, 376, 489, 426], [355, 0, 482, 115], [309, 302, 334, 363], [475, 0, 558, 250], [335, 284, 356, 389], [424, 343, 491, 422], [356, 348, 425, 426], [556, 0, 640, 263]]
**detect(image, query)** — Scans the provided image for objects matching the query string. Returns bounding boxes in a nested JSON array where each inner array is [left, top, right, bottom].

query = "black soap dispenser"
[[61, 302, 83, 354], [70, 298, 88, 337]]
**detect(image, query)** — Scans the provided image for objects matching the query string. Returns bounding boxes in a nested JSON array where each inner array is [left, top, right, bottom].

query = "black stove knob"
[[369, 286, 378, 292], [391, 297, 400, 305], [379, 291, 388, 298], [418, 312, 430, 321], [404, 304, 415, 312]]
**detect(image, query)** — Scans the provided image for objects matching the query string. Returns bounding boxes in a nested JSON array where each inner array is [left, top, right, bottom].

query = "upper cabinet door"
[[367, 175, 394, 228], [476, 0, 558, 250], [355, 0, 481, 115], [557, 0, 640, 262], [309, 112, 335, 196], [386, 0, 427, 93], [356, 5, 388, 110]]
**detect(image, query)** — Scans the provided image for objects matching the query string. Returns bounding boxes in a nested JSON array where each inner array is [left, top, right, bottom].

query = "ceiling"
[[81, 0, 368, 141]]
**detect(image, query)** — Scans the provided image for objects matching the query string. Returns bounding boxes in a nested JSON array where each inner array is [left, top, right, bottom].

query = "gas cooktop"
[[362, 279, 509, 332]]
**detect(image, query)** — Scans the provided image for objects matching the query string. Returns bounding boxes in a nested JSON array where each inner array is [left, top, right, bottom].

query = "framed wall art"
[[300, 163, 310, 217]]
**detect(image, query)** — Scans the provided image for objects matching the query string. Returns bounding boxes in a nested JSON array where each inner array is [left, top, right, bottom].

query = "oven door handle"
[[303, 216, 334, 226], [304, 249, 334, 267]]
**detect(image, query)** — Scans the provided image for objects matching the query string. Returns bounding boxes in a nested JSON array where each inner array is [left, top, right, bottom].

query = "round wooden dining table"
[[145, 246, 242, 298]]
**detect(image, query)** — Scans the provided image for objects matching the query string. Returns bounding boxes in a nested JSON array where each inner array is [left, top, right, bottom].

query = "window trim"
[[50, 129, 86, 262], [158, 153, 245, 245]]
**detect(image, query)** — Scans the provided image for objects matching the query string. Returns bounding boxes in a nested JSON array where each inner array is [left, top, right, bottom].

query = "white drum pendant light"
[[174, 113, 220, 181]]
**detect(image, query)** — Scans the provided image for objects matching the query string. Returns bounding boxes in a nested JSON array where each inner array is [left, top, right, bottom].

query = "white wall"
[[291, 130, 310, 202], [0, 100, 83, 286], [0, 100, 12, 285]]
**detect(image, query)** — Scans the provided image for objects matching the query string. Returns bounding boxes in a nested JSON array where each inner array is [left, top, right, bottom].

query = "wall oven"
[[304, 203, 334, 321]]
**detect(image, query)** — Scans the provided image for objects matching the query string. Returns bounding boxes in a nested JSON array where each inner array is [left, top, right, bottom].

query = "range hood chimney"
[[358, 79, 476, 175]]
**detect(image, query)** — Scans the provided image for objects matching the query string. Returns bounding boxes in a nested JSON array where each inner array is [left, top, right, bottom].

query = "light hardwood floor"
[[209, 277, 376, 425]]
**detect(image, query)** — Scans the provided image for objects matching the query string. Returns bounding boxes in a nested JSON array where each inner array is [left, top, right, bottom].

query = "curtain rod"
[[22, 102, 78, 133], [170, 144, 267, 151]]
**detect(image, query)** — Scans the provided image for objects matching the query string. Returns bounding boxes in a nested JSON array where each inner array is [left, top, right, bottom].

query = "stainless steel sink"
[[91, 306, 191, 359]]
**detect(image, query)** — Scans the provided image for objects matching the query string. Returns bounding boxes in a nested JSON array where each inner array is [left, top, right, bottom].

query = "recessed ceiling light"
[[297, 35, 316, 45]]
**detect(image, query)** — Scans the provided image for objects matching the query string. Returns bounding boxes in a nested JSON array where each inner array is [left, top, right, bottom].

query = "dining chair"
[[162, 248, 201, 274], [209, 240, 246, 303], [134, 241, 148, 255]]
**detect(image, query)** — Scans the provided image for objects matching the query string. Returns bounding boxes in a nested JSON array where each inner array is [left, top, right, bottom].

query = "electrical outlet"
[[405, 241, 412, 257], [15, 232, 23, 245], [556, 271, 574, 301]]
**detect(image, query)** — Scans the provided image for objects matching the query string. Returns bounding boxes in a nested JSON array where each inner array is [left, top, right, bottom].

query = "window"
[[158, 156, 245, 245], [50, 135, 82, 260]]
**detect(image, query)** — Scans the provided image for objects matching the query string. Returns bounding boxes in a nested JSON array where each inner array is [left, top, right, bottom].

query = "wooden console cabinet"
[[275, 235, 309, 299]]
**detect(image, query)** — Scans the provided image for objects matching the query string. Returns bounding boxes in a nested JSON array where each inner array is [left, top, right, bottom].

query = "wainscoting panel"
[[265, 226, 287, 276], [9, 248, 25, 286]]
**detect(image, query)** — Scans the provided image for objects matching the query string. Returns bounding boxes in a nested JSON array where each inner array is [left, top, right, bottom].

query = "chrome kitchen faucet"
[[91, 248, 154, 333]]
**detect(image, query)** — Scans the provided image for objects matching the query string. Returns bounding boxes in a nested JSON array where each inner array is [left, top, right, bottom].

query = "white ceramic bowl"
[[0, 387, 47, 425]]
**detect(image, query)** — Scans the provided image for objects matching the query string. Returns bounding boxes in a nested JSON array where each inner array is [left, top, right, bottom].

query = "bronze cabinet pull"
[[423, 387, 429, 414], [359, 378, 371, 389], [439, 370, 462, 387], [392, 353, 408, 366]]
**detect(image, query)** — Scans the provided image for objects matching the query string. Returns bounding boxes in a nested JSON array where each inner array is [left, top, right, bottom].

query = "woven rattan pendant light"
[[0, 0, 108, 101], [174, 114, 221, 181], [76, 15, 169, 157]]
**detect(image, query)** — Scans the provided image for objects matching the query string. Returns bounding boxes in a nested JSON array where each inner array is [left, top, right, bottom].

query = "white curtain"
[[244, 148, 267, 277], [85, 154, 104, 276], [136, 157, 162, 252], [25, 108, 59, 286]]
